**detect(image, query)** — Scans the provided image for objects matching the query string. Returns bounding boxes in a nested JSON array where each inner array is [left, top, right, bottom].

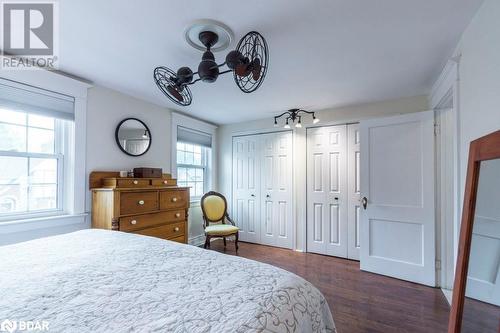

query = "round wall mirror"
[[115, 118, 152, 156]]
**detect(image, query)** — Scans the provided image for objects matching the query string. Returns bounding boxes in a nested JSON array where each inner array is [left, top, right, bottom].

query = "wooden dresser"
[[90, 171, 190, 243]]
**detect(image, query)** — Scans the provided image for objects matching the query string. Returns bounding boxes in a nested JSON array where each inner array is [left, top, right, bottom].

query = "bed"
[[0, 229, 335, 332]]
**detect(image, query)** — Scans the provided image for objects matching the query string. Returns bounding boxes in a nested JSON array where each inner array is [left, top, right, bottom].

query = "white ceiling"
[[59, 0, 483, 125]]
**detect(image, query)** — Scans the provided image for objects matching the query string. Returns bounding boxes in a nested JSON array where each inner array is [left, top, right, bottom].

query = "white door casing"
[[261, 132, 294, 249], [232, 135, 261, 243], [360, 111, 436, 286], [347, 123, 361, 260], [306, 125, 348, 257]]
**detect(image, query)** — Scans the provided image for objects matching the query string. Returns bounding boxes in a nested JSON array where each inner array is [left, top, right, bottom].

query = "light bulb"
[[274, 120, 278, 127], [295, 122, 302, 128], [313, 117, 319, 124]]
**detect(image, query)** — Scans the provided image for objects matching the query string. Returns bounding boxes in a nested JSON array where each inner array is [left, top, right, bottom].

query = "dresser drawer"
[[117, 179, 150, 188], [120, 191, 158, 215], [133, 222, 185, 240], [169, 235, 186, 243], [160, 189, 188, 210], [120, 210, 186, 232], [151, 179, 177, 186]]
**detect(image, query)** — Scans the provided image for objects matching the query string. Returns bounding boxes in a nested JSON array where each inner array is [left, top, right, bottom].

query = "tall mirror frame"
[[448, 130, 500, 332]]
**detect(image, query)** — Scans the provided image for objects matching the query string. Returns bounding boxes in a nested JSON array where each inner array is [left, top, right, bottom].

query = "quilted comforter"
[[0, 229, 335, 332]]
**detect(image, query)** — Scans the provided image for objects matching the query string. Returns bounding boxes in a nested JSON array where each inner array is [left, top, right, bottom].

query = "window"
[[172, 116, 216, 202], [0, 78, 76, 222], [0, 109, 65, 217], [176, 141, 209, 198]]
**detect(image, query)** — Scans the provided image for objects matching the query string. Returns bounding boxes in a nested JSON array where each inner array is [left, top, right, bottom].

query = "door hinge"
[[434, 123, 441, 136], [435, 260, 441, 270]]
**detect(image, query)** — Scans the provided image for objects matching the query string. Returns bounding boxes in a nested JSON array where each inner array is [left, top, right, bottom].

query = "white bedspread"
[[0, 230, 335, 333]]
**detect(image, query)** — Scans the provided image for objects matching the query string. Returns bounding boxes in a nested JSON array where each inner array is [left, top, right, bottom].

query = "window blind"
[[177, 126, 212, 148], [0, 79, 75, 120]]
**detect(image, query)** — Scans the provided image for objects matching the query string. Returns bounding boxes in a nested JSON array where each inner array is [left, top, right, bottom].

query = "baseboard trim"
[[189, 234, 205, 247], [441, 288, 452, 305]]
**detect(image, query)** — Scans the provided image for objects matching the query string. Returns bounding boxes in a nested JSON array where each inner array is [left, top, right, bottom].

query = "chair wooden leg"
[[204, 235, 210, 249], [223, 237, 227, 248], [235, 232, 239, 252]]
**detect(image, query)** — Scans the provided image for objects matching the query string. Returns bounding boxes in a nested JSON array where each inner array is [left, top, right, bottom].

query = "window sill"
[[0, 213, 88, 233]]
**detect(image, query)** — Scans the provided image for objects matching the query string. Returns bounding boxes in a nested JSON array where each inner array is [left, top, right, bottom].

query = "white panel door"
[[466, 159, 500, 306], [360, 111, 436, 286], [307, 125, 348, 257], [232, 136, 261, 243], [261, 131, 293, 249], [347, 123, 361, 260]]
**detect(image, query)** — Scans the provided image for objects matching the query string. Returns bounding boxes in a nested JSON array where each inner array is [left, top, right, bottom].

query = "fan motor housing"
[[198, 50, 219, 82]]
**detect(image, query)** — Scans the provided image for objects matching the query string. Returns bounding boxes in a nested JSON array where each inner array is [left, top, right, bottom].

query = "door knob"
[[138, 200, 145, 205], [334, 197, 339, 201], [251, 194, 255, 197], [362, 197, 368, 210], [131, 220, 137, 225], [266, 194, 270, 198], [172, 197, 178, 202], [133, 180, 139, 185]]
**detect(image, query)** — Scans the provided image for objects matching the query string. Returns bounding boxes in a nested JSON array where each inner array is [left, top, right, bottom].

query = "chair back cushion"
[[202, 194, 226, 222]]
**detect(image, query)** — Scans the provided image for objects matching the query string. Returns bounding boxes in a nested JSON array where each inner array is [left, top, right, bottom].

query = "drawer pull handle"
[[138, 200, 145, 205], [163, 180, 168, 185], [174, 227, 180, 232], [130, 220, 137, 225], [133, 180, 139, 185], [175, 213, 181, 218], [172, 197, 178, 202]]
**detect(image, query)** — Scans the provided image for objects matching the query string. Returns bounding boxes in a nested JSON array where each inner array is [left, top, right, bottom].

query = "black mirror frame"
[[115, 117, 152, 157]]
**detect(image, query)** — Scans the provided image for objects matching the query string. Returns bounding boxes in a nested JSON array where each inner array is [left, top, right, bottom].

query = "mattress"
[[0, 229, 335, 332]]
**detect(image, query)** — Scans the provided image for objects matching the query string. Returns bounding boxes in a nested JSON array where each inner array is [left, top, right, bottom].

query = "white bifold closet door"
[[232, 135, 261, 244], [306, 124, 360, 259], [232, 131, 293, 249]]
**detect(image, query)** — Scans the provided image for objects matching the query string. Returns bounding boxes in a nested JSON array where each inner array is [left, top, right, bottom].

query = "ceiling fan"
[[154, 28, 269, 106]]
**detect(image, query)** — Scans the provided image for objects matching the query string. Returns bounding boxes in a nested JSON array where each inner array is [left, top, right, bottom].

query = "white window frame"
[[0, 115, 69, 221], [176, 142, 210, 200], [171, 113, 217, 203], [0, 71, 91, 232]]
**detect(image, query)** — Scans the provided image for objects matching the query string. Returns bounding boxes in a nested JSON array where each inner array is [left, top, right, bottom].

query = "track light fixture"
[[274, 109, 319, 128]]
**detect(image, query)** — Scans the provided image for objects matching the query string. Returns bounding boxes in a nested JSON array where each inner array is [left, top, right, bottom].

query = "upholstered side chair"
[[200, 191, 239, 251]]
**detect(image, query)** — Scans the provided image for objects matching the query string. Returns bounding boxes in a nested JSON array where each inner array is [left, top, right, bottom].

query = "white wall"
[[85, 86, 172, 210], [430, 0, 500, 294], [455, 0, 500, 198], [86, 87, 207, 244], [217, 95, 428, 251]]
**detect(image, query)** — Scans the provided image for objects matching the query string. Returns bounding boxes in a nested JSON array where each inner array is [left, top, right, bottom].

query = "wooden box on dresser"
[[90, 171, 190, 243]]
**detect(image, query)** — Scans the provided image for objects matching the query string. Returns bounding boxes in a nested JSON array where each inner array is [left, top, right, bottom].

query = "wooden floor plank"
[[208, 240, 451, 333]]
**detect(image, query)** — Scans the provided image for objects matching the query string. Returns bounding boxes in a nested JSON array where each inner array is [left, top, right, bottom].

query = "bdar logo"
[[0, 319, 17, 333]]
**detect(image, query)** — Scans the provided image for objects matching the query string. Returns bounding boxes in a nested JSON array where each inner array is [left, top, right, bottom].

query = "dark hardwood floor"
[[209, 239, 451, 333]]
